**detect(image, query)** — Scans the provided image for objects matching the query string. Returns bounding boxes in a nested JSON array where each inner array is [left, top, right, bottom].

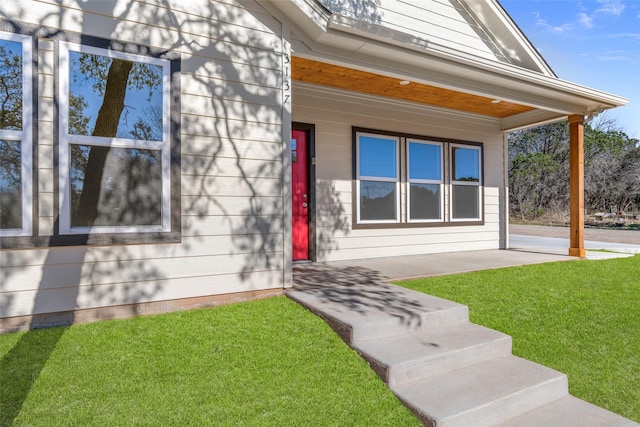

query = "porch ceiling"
[[292, 57, 535, 119]]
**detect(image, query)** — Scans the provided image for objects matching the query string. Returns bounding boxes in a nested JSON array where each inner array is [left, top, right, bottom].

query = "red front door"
[[292, 129, 309, 260]]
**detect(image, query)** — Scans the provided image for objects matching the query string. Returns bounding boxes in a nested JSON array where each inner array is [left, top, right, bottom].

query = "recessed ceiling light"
[[399, 80, 410, 86], [491, 99, 502, 104]]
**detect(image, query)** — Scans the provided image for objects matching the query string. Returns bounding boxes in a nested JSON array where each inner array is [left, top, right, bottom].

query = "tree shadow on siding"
[[317, 0, 382, 24], [314, 179, 351, 259]]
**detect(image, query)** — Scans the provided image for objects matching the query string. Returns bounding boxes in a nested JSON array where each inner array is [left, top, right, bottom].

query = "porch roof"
[[266, 0, 629, 131]]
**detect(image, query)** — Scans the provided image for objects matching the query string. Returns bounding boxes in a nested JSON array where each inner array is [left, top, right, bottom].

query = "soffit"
[[292, 56, 534, 118]]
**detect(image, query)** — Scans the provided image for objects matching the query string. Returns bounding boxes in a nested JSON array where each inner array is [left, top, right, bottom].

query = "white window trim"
[[407, 139, 444, 223], [58, 41, 171, 234], [356, 132, 400, 224], [0, 31, 33, 237], [450, 143, 482, 222]]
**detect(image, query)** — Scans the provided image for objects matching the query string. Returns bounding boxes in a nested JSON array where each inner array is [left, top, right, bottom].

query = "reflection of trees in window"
[[0, 39, 23, 229], [410, 183, 440, 220], [408, 141, 443, 221], [451, 145, 481, 220], [360, 181, 396, 220], [71, 145, 162, 226], [0, 41, 22, 130], [69, 52, 163, 139], [452, 147, 480, 181], [67, 48, 164, 228], [68, 94, 89, 135], [130, 105, 163, 141], [0, 139, 21, 228]]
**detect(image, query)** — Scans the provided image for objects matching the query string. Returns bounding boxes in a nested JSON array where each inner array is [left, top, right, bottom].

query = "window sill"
[[0, 232, 181, 249], [352, 220, 485, 230]]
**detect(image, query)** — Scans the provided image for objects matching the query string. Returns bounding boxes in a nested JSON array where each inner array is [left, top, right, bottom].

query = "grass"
[[398, 255, 640, 422], [0, 297, 419, 426]]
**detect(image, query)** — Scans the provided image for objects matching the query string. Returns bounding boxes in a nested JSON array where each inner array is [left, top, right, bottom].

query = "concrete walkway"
[[289, 249, 639, 426]]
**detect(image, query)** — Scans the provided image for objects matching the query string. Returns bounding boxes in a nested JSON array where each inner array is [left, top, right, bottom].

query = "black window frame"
[[52, 34, 181, 246], [352, 127, 484, 229], [0, 24, 181, 249]]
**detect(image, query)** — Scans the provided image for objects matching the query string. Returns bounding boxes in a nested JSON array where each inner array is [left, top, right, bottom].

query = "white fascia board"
[[501, 110, 568, 132], [461, 0, 556, 77], [263, 0, 330, 41], [328, 14, 432, 53]]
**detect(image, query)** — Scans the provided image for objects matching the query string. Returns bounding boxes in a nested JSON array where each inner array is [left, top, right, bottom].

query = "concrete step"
[[391, 356, 568, 427], [496, 395, 639, 427], [287, 284, 468, 344], [355, 322, 512, 387], [289, 277, 639, 426]]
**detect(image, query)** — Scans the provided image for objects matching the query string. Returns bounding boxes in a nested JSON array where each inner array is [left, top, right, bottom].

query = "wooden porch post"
[[568, 114, 585, 258]]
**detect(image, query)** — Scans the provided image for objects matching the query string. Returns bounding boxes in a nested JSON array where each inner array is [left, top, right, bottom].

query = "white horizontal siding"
[[181, 115, 282, 141], [1, 235, 284, 268], [323, 229, 499, 250], [319, 0, 501, 61], [182, 195, 283, 217], [182, 90, 282, 116], [3, 270, 284, 318], [181, 176, 283, 197], [182, 136, 283, 158], [36, 40, 55, 236], [293, 83, 506, 262], [2, 252, 283, 293], [182, 61, 281, 90], [317, 239, 500, 262], [1, 0, 287, 319], [182, 156, 282, 179], [182, 215, 284, 237], [26, 0, 284, 54]]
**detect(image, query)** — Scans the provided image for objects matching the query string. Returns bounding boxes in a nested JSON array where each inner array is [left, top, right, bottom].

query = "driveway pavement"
[[510, 234, 640, 254], [510, 224, 640, 245], [509, 224, 640, 258]]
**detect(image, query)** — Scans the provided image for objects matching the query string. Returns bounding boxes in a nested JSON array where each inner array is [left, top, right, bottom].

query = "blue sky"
[[499, 0, 640, 138]]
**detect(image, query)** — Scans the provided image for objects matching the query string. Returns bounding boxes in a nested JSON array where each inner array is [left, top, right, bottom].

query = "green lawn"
[[398, 255, 640, 422], [0, 297, 419, 426]]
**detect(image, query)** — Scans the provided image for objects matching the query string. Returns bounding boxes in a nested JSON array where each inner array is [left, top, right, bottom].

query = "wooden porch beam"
[[568, 114, 585, 258]]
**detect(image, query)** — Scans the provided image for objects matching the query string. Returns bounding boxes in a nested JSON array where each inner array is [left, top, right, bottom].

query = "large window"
[[356, 133, 399, 223], [58, 41, 172, 235], [0, 32, 32, 237], [451, 144, 482, 221], [354, 128, 483, 226]]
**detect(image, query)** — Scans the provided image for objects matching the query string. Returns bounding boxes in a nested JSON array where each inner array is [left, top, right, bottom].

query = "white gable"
[[317, 0, 507, 63]]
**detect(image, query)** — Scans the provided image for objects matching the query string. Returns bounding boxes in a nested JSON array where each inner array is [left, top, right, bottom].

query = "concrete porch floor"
[[296, 249, 568, 283]]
